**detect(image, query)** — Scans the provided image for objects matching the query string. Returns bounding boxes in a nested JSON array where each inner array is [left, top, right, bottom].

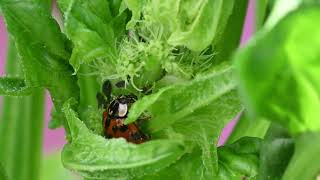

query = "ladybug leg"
[[102, 80, 112, 101], [96, 92, 108, 109], [127, 94, 138, 103], [115, 80, 126, 88]]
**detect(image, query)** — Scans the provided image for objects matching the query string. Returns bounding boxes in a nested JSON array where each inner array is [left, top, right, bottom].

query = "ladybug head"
[[108, 95, 137, 118]]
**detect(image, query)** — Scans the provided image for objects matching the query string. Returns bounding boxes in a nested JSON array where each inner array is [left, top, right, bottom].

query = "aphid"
[[97, 80, 148, 144]]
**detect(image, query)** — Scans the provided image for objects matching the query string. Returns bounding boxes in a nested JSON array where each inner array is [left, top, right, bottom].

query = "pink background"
[[0, 0, 255, 153]]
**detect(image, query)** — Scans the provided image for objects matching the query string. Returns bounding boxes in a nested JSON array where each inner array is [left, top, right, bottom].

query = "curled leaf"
[[62, 99, 186, 179], [126, 63, 239, 130], [218, 137, 262, 180], [58, 0, 127, 71], [126, 63, 242, 178]]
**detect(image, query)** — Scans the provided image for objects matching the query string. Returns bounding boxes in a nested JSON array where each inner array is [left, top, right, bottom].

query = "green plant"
[[0, 0, 319, 180]]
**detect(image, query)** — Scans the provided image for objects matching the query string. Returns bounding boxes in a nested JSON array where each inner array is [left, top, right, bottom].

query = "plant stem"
[[78, 65, 99, 111], [0, 37, 45, 180]]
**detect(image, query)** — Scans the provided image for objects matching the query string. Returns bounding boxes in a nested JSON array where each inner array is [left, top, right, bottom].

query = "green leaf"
[[124, 0, 144, 29], [167, 0, 224, 51], [213, 0, 248, 63], [58, 0, 127, 71], [235, 6, 320, 135], [126, 63, 239, 129], [136, 147, 206, 180], [61, 99, 186, 179], [125, 0, 243, 52], [282, 132, 320, 180], [0, 77, 33, 96], [1, 0, 80, 132], [0, 1, 68, 61], [226, 112, 270, 144], [258, 124, 294, 180], [126, 63, 242, 178], [218, 137, 262, 179]]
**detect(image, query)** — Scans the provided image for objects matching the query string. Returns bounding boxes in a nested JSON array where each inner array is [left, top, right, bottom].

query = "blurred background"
[[0, 0, 255, 178]]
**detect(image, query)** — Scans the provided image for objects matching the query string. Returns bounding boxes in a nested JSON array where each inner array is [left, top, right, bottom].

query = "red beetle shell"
[[102, 96, 147, 144]]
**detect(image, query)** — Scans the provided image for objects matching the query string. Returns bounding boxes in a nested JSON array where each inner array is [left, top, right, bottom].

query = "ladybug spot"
[[112, 125, 118, 132], [106, 134, 112, 138], [119, 125, 129, 132], [132, 132, 142, 140]]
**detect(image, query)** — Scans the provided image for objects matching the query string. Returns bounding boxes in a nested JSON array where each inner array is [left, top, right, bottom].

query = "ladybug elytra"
[[97, 80, 148, 144]]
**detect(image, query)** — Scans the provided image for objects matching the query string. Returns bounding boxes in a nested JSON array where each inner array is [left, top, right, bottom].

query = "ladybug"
[[96, 80, 148, 144]]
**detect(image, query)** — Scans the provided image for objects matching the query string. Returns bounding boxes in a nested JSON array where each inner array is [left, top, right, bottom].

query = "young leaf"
[[218, 137, 262, 179], [167, 0, 224, 51], [0, 77, 33, 96], [126, 63, 239, 129], [124, 0, 144, 29], [226, 112, 270, 144], [235, 6, 320, 135], [62, 99, 186, 179], [126, 63, 242, 178], [125, 0, 240, 52], [58, 0, 127, 71]]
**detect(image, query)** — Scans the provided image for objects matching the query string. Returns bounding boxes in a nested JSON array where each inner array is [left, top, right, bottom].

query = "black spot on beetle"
[[112, 125, 118, 132], [119, 125, 128, 132], [106, 134, 112, 138], [131, 132, 142, 140]]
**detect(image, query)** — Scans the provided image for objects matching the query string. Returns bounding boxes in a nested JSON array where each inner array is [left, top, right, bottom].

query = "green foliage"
[[0, 0, 248, 179], [234, 4, 320, 180], [124, 64, 242, 178], [235, 6, 320, 135], [0, 0, 80, 131], [124, 0, 243, 52], [218, 137, 262, 179], [62, 0, 248, 91], [57, 0, 127, 71], [226, 113, 270, 144], [5, 0, 320, 180], [213, 0, 248, 63]]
